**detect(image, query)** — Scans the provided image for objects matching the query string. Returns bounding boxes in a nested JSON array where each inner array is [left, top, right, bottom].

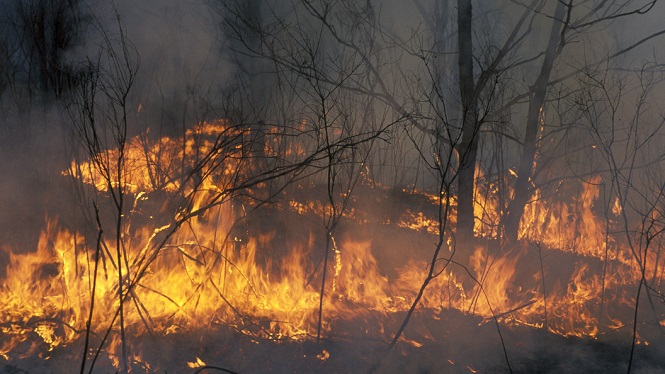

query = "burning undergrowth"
[[1, 122, 665, 373]]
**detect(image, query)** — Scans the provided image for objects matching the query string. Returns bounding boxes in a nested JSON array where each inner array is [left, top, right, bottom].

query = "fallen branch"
[[481, 300, 537, 324]]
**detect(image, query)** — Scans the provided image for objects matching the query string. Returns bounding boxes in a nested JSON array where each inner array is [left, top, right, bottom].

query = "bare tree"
[[573, 62, 665, 371], [7, 0, 86, 100], [390, 1, 665, 246], [66, 7, 138, 371]]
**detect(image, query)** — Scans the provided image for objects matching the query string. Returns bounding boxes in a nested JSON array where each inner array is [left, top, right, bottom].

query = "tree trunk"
[[455, 0, 479, 243], [503, 1, 566, 244], [241, 0, 270, 170]]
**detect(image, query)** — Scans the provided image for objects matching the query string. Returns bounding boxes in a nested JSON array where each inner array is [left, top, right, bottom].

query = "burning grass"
[[2, 125, 665, 372]]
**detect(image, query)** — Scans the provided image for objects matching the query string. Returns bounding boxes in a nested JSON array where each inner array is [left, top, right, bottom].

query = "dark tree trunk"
[[239, 0, 270, 167], [455, 0, 479, 243], [503, 1, 567, 244]]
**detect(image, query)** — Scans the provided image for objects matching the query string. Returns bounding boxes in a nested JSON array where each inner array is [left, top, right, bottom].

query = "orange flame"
[[2, 123, 658, 369]]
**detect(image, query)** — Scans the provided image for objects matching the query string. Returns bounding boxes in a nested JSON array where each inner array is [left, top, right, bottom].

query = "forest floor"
[[2, 307, 663, 373]]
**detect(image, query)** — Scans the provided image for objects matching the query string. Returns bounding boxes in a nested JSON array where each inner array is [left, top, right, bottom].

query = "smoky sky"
[[78, 0, 230, 132]]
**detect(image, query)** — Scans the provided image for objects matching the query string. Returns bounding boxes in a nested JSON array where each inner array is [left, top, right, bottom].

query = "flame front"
[[1, 121, 661, 371]]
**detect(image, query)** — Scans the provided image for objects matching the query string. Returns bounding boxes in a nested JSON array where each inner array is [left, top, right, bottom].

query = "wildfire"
[[1, 121, 659, 371]]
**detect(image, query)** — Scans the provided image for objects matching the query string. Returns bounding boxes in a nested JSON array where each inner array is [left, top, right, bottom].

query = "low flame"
[[187, 357, 206, 368], [2, 121, 661, 370]]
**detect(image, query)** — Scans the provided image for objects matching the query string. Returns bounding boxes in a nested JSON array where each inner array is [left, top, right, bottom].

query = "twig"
[[80, 203, 103, 374], [485, 299, 537, 322], [193, 366, 239, 374]]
